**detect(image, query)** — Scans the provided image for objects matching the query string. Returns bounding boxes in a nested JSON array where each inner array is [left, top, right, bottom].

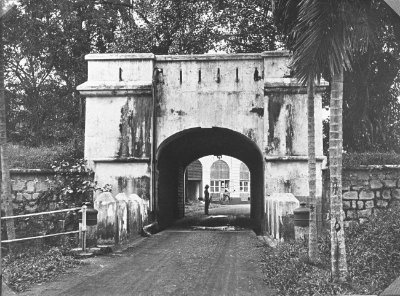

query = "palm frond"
[[288, 0, 375, 84]]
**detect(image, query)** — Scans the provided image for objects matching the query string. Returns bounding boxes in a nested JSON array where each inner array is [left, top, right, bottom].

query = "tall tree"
[[4, 0, 130, 146], [5, 0, 278, 146], [110, 0, 278, 55], [342, 1, 400, 152], [1, 5, 18, 291], [274, 0, 374, 279], [307, 76, 318, 262]]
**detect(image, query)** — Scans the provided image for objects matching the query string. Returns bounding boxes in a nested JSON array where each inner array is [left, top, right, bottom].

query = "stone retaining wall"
[[7, 169, 149, 244], [323, 165, 400, 226], [10, 169, 55, 215]]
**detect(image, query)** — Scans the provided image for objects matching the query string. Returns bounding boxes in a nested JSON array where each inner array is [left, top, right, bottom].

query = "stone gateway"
[[77, 51, 325, 239]]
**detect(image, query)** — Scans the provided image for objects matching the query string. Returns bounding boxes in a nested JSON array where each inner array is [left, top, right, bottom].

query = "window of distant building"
[[239, 163, 250, 193], [210, 160, 230, 193]]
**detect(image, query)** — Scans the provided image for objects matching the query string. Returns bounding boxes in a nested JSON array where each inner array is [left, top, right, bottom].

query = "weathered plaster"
[[78, 51, 326, 234]]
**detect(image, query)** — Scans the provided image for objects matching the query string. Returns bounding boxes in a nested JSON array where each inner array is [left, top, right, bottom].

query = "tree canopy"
[[4, 0, 278, 146], [3, 0, 400, 154], [274, 0, 400, 153]]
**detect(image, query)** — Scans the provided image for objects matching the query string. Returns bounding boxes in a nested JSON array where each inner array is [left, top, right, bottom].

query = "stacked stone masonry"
[[323, 166, 400, 226], [9, 169, 55, 215]]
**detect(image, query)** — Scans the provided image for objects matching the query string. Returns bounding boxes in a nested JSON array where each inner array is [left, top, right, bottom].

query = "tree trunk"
[[329, 67, 348, 281], [307, 76, 318, 262], [0, 11, 15, 242]]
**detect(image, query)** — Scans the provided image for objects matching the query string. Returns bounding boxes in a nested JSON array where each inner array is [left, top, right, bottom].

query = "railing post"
[[82, 205, 87, 252]]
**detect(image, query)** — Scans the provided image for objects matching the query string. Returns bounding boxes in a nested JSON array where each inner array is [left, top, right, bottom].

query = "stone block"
[[343, 201, 351, 210], [376, 200, 388, 208], [392, 189, 400, 200], [383, 180, 397, 188], [23, 193, 32, 200], [365, 200, 374, 209], [375, 190, 381, 198], [358, 209, 372, 218], [12, 202, 19, 210], [35, 181, 49, 193], [359, 218, 369, 224], [26, 180, 35, 193], [344, 220, 358, 228], [357, 201, 364, 209], [359, 190, 374, 200], [346, 210, 357, 219], [16, 193, 23, 201], [25, 204, 38, 213], [382, 189, 391, 200], [12, 179, 25, 191], [370, 180, 383, 190], [352, 201, 357, 209], [343, 191, 358, 200], [32, 193, 40, 200]]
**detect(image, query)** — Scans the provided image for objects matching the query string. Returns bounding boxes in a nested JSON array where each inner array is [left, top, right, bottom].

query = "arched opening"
[[156, 127, 265, 234]]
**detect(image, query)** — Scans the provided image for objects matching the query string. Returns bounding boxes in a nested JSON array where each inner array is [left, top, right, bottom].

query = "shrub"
[[263, 205, 400, 295], [262, 239, 351, 295], [36, 159, 96, 211], [8, 142, 83, 169], [345, 205, 400, 294]]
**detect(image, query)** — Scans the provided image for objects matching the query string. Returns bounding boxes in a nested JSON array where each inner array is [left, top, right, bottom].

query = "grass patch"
[[8, 142, 83, 169], [3, 246, 83, 292], [262, 205, 400, 295]]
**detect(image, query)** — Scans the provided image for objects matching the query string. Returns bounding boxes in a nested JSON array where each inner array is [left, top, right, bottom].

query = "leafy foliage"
[[276, 0, 400, 153], [8, 141, 83, 169], [345, 206, 400, 294], [274, 0, 373, 83], [262, 239, 351, 295], [36, 159, 96, 211], [109, 0, 278, 54], [3, 247, 82, 292], [4, 0, 130, 145], [342, 1, 400, 152], [4, 0, 278, 147], [263, 205, 400, 295]]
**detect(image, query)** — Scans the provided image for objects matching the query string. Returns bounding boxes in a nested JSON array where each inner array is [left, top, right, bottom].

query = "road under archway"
[[156, 127, 265, 234]]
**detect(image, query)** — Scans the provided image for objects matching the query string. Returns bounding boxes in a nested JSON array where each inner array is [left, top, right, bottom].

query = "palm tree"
[[306, 75, 318, 262], [273, 0, 373, 280]]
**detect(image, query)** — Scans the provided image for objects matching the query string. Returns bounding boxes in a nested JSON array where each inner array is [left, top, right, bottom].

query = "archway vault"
[[156, 127, 265, 234]]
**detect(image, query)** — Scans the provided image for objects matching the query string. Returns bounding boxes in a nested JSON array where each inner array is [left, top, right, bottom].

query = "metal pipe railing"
[[1, 205, 87, 251]]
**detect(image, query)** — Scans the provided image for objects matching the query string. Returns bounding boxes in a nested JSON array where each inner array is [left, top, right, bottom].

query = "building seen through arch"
[[185, 155, 251, 203]]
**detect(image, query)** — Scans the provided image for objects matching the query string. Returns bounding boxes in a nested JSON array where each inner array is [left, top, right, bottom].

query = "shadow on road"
[[170, 204, 253, 231]]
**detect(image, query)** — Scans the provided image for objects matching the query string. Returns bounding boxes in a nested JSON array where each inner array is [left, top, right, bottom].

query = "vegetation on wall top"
[[342, 152, 400, 168]]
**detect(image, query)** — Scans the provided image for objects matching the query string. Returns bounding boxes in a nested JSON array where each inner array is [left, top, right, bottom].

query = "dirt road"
[[15, 205, 276, 296]]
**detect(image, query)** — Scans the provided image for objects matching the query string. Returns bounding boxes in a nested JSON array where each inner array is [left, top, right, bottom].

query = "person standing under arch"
[[204, 185, 210, 215]]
